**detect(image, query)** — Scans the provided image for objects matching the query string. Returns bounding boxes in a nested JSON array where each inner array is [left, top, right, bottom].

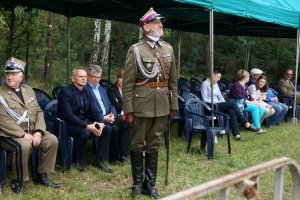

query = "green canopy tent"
[[1, 0, 298, 37], [1, 0, 300, 122]]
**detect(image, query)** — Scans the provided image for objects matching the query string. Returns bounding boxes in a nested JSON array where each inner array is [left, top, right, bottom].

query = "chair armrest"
[[187, 110, 210, 127]]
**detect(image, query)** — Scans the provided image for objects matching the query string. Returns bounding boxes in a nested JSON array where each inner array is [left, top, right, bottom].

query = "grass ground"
[[1, 121, 300, 200]]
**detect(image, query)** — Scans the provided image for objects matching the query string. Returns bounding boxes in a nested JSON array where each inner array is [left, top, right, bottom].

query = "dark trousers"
[[106, 118, 131, 162], [217, 101, 248, 136], [68, 124, 111, 162]]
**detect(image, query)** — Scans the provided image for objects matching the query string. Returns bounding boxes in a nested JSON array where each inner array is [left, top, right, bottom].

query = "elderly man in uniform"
[[123, 8, 178, 199], [0, 57, 59, 194]]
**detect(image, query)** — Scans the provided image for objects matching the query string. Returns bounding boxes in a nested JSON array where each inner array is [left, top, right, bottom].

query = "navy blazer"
[[58, 83, 104, 128], [86, 83, 117, 116], [107, 83, 123, 114]]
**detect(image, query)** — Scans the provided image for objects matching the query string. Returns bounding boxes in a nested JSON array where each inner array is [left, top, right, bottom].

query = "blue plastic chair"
[[190, 77, 201, 85], [0, 146, 41, 188], [181, 91, 199, 101], [44, 99, 73, 171], [51, 86, 64, 99], [185, 98, 231, 160], [33, 88, 53, 101], [190, 81, 202, 100], [100, 79, 113, 90], [178, 78, 191, 94], [0, 146, 6, 192]]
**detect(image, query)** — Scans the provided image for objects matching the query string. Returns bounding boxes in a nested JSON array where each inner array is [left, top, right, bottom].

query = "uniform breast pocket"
[[7, 101, 25, 116], [8, 101, 23, 109], [142, 57, 156, 71]]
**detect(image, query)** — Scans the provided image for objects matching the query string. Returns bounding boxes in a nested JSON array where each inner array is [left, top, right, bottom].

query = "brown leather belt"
[[136, 80, 168, 88]]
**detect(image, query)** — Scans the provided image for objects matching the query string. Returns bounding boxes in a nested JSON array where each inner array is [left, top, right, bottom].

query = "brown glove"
[[125, 112, 134, 128], [169, 110, 177, 121]]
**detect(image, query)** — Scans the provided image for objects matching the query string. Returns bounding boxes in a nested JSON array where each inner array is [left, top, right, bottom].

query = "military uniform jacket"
[[123, 39, 178, 117], [0, 84, 47, 138]]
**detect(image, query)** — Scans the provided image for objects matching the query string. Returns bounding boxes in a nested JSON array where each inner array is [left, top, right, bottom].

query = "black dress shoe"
[[36, 173, 60, 189], [110, 159, 122, 165], [131, 184, 143, 198], [246, 124, 259, 132], [93, 159, 113, 173], [75, 162, 86, 172], [11, 180, 25, 194], [119, 156, 129, 163]]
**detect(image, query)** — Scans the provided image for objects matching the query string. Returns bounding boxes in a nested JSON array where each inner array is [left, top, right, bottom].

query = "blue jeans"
[[268, 102, 288, 125], [245, 103, 265, 129]]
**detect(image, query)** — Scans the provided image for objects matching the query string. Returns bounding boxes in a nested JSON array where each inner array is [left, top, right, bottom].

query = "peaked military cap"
[[139, 7, 166, 27], [5, 57, 26, 73]]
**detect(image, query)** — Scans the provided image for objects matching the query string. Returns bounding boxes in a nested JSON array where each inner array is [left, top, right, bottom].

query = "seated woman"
[[200, 69, 259, 141], [248, 75, 275, 124], [107, 69, 124, 115], [229, 69, 266, 134], [256, 75, 288, 126]]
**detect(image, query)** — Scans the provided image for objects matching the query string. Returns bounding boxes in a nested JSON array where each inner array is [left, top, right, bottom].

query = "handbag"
[[236, 99, 245, 113]]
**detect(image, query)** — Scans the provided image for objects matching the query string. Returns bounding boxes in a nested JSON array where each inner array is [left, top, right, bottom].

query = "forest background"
[[0, 7, 297, 94]]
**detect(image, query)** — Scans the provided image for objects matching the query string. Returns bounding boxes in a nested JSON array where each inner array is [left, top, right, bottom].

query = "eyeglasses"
[[88, 74, 101, 79], [285, 73, 293, 76]]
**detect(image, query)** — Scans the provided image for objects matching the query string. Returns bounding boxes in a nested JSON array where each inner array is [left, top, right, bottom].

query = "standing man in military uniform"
[[123, 8, 178, 199], [0, 57, 60, 194]]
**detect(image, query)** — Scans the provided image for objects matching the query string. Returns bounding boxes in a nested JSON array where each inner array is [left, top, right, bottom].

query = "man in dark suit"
[[86, 64, 131, 164], [58, 67, 112, 173]]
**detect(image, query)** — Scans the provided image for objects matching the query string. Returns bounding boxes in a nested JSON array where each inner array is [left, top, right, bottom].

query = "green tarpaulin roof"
[[1, 0, 300, 38]]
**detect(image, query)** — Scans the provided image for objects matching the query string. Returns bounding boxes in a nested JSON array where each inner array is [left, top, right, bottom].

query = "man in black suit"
[[58, 67, 112, 173]]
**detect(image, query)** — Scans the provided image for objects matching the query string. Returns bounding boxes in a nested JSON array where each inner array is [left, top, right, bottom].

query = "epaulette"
[[160, 40, 171, 46], [132, 41, 144, 48], [21, 84, 31, 88]]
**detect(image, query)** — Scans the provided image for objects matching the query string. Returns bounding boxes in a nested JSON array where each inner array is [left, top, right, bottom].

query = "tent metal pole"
[[292, 29, 300, 124], [209, 9, 214, 126], [177, 30, 181, 79]]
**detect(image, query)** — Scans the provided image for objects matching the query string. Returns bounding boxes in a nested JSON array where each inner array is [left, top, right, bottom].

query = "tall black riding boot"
[[144, 150, 160, 199], [130, 151, 144, 198]]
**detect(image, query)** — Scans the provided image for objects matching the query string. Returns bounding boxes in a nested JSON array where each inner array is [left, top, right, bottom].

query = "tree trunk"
[[79, 17, 88, 65], [44, 12, 54, 82], [7, 6, 15, 58], [245, 44, 251, 70], [101, 20, 112, 66], [139, 27, 143, 40], [60, 16, 65, 40], [116, 22, 123, 68], [90, 19, 102, 64]]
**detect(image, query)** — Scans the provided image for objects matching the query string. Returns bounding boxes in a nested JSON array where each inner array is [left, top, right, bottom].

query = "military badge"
[[146, 63, 152, 69], [28, 96, 35, 103]]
